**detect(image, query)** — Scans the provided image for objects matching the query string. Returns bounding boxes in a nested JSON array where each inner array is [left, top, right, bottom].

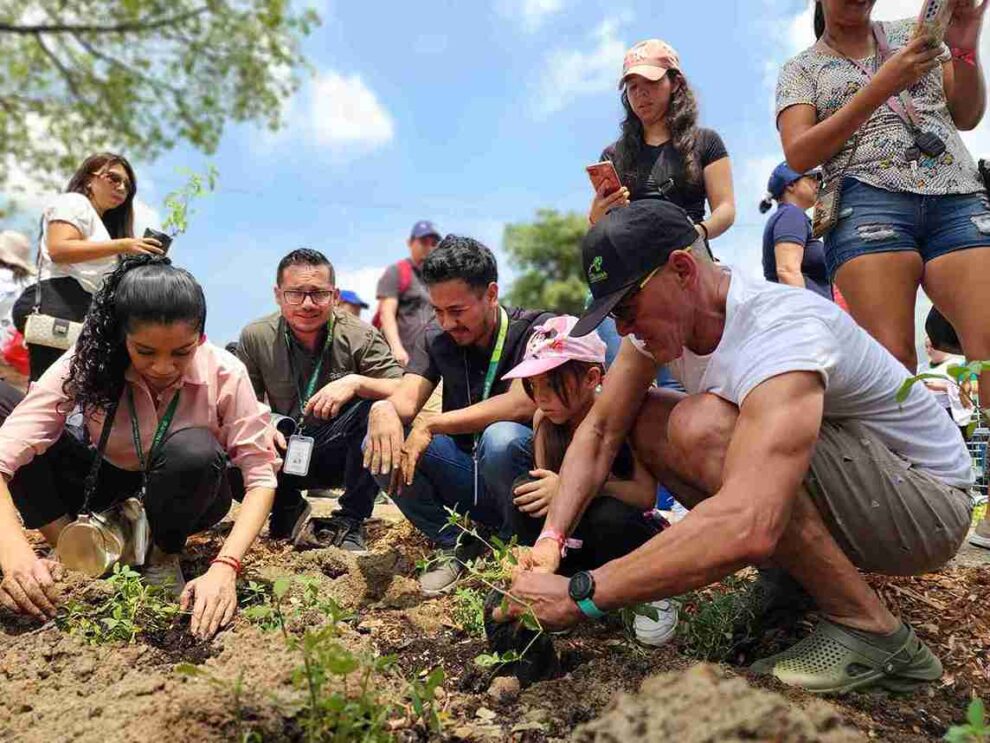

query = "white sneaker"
[[633, 599, 678, 647], [142, 553, 186, 597]]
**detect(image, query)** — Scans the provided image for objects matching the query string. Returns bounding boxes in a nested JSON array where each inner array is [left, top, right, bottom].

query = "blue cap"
[[410, 220, 441, 240], [339, 290, 369, 309], [767, 161, 818, 199]]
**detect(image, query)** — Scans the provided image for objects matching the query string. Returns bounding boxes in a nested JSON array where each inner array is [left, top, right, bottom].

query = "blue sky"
[[5, 0, 989, 344]]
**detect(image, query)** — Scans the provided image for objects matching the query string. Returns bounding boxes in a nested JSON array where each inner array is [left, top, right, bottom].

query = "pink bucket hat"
[[620, 39, 680, 88], [502, 315, 606, 381]]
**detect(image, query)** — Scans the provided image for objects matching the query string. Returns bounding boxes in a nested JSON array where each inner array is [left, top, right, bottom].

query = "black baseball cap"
[[572, 199, 700, 337]]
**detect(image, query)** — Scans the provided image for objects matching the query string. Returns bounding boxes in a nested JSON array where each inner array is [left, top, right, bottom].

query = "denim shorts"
[[824, 177, 990, 279]]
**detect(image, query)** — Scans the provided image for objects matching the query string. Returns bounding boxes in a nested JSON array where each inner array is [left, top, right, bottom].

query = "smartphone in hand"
[[143, 228, 172, 254], [914, 0, 952, 45], [586, 161, 622, 197]]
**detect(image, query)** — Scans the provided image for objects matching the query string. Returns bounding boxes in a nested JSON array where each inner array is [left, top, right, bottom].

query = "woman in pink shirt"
[[0, 256, 279, 639]]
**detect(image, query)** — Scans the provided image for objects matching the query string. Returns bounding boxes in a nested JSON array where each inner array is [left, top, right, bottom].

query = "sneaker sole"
[[969, 532, 990, 549], [287, 501, 314, 545], [635, 620, 679, 647], [420, 577, 461, 596]]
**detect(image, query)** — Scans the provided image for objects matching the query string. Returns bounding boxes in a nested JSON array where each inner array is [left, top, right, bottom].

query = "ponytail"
[[814, 1, 825, 39], [759, 193, 774, 214], [63, 255, 207, 415]]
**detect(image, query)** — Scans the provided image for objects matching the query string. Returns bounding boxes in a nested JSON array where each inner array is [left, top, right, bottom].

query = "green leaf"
[[174, 662, 203, 677], [272, 578, 291, 599], [520, 611, 541, 632], [966, 698, 985, 729], [896, 374, 947, 402]]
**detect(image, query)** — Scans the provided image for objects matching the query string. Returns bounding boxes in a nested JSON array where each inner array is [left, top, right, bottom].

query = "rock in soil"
[[572, 663, 862, 742], [487, 674, 521, 704]]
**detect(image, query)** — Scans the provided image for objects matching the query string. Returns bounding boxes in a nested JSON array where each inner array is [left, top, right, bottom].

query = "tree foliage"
[[503, 209, 589, 316], [0, 0, 319, 192]]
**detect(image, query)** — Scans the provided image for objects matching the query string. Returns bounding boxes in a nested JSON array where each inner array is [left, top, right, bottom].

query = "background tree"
[[503, 209, 589, 315], [0, 0, 318, 194]]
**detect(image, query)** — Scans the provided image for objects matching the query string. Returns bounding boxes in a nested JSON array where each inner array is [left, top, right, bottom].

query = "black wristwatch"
[[568, 571, 605, 619]]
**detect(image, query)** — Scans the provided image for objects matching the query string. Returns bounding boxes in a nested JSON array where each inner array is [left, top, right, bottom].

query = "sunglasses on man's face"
[[608, 265, 661, 324]]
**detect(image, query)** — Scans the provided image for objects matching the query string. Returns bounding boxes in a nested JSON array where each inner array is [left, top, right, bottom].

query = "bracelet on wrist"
[[536, 529, 584, 557], [697, 222, 710, 240], [211, 555, 243, 576], [951, 47, 977, 67]]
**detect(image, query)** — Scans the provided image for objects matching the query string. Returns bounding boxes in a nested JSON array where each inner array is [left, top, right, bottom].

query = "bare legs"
[[632, 389, 898, 633]]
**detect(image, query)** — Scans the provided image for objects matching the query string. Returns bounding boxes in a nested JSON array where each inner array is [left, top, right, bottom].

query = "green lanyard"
[[126, 386, 181, 472], [284, 317, 335, 424], [472, 306, 509, 450]]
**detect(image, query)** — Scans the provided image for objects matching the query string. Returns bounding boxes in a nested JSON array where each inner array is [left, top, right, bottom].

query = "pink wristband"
[[951, 47, 977, 67], [536, 528, 583, 557]]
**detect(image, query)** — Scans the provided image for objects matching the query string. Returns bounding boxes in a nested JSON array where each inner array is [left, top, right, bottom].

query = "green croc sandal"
[[750, 619, 942, 695]]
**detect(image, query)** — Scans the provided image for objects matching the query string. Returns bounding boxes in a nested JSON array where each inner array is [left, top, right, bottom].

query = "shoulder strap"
[[80, 397, 121, 513], [397, 258, 413, 294], [32, 216, 45, 313]]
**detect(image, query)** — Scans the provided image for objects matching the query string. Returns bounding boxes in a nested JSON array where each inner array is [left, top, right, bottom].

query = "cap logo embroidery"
[[587, 255, 608, 284]]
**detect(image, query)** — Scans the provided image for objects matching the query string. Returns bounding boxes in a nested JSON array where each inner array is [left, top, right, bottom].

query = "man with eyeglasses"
[[237, 249, 403, 550], [499, 199, 973, 696]]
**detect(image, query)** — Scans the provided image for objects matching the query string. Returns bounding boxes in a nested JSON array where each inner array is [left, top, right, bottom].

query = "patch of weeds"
[[56, 563, 181, 644], [237, 576, 446, 740], [946, 697, 989, 743], [452, 587, 485, 636], [676, 575, 757, 662]]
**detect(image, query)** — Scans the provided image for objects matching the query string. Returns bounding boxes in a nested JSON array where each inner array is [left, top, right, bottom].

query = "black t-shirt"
[[407, 306, 553, 452], [600, 127, 728, 222]]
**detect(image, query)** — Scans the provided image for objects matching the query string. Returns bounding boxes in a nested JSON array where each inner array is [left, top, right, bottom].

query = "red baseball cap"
[[620, 39, 680, 88]]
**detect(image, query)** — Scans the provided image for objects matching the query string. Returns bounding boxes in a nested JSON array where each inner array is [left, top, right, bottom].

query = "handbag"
[[56, 399, 150, 577], [22, 221, 84, 350], [812, 131, 862, 239]]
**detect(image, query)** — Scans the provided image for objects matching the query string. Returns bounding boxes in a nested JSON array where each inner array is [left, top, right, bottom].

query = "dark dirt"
[[1, 511, 986, 742]]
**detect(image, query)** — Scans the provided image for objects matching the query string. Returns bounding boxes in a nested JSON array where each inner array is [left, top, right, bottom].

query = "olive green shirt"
[[237, 309, 403, 420]]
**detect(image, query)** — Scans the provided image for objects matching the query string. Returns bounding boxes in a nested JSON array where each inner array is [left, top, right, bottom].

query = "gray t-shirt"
[[375, 259, 434, 355], [776, 18, 983, 196]]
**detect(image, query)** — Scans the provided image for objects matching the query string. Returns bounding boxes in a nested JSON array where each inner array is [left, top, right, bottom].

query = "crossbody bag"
[[23, 219, 84, 350]]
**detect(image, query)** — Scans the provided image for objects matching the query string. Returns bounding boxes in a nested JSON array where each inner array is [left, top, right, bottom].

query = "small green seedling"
[[160, 165, 218, 237], [945, 698, 989, 743]]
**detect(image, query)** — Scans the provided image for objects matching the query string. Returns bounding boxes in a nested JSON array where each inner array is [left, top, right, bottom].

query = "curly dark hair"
[[421, 235, 498, 291], [613, 70, 701, 188], [64, 255, 207, 415]]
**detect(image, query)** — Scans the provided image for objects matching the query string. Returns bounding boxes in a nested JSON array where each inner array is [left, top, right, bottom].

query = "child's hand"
[[513, 469, 559, 518]]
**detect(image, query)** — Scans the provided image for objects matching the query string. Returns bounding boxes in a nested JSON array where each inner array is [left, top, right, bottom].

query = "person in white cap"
[[501, 314, 678, 646], [0, 231, 34, 332]]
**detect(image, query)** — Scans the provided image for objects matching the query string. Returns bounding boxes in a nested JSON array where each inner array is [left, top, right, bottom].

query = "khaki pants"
[[805, 419, 972, 576]]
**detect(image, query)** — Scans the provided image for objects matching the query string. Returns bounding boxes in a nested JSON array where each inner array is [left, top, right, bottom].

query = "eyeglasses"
[[608, 265, 661, 324], [96, 170, 132, 193], [282, 289, 335, 306]]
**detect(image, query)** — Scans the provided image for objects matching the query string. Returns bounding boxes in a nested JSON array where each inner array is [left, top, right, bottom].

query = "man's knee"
[[666, 393, 736, 463], [477, 422, 532, 466]]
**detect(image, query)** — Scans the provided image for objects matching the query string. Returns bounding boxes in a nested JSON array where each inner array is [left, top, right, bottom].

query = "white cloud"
[[335, 264, 385, 318], [255, 69, 395, 157], [533, 16, 628, 117], [499, 0, 565, 33], [309, 71, 394, 151]]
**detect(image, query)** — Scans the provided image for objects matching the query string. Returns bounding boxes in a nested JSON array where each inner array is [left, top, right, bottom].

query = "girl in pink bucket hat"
[[501, 315, 678, 646]]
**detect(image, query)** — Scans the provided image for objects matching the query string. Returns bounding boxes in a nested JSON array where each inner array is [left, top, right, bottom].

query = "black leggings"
[[0, 383, 233, 553], [12, 277, 93, 381], [511, 495, 660, 574]]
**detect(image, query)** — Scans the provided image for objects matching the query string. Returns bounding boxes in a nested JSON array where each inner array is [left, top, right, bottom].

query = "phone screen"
[[586, 162, 621, 197]]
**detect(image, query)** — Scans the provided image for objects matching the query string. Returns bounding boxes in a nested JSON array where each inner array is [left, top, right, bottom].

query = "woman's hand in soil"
[[0, 550, 63, 620], [945, 0, 987, 51], [305, 376, 357, 420], [873, 36, 944, 98], [588, 185, 630, 225], [496, 571, 581, 630], [114, 237, 164, 256], [399, 426, 432, 489], [364, 401, 405, 477], [180, 564, 237, 640], [513, 469, 559, 519]]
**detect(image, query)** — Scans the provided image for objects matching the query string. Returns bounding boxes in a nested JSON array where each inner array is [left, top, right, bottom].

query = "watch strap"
[[576, 596, 606, 619]]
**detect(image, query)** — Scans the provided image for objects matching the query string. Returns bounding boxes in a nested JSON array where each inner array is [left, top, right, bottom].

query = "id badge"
[[283, 434, 315, 477]]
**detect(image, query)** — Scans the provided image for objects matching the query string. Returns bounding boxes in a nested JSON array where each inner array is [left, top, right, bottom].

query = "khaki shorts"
[[805, 420, 972, 576]]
